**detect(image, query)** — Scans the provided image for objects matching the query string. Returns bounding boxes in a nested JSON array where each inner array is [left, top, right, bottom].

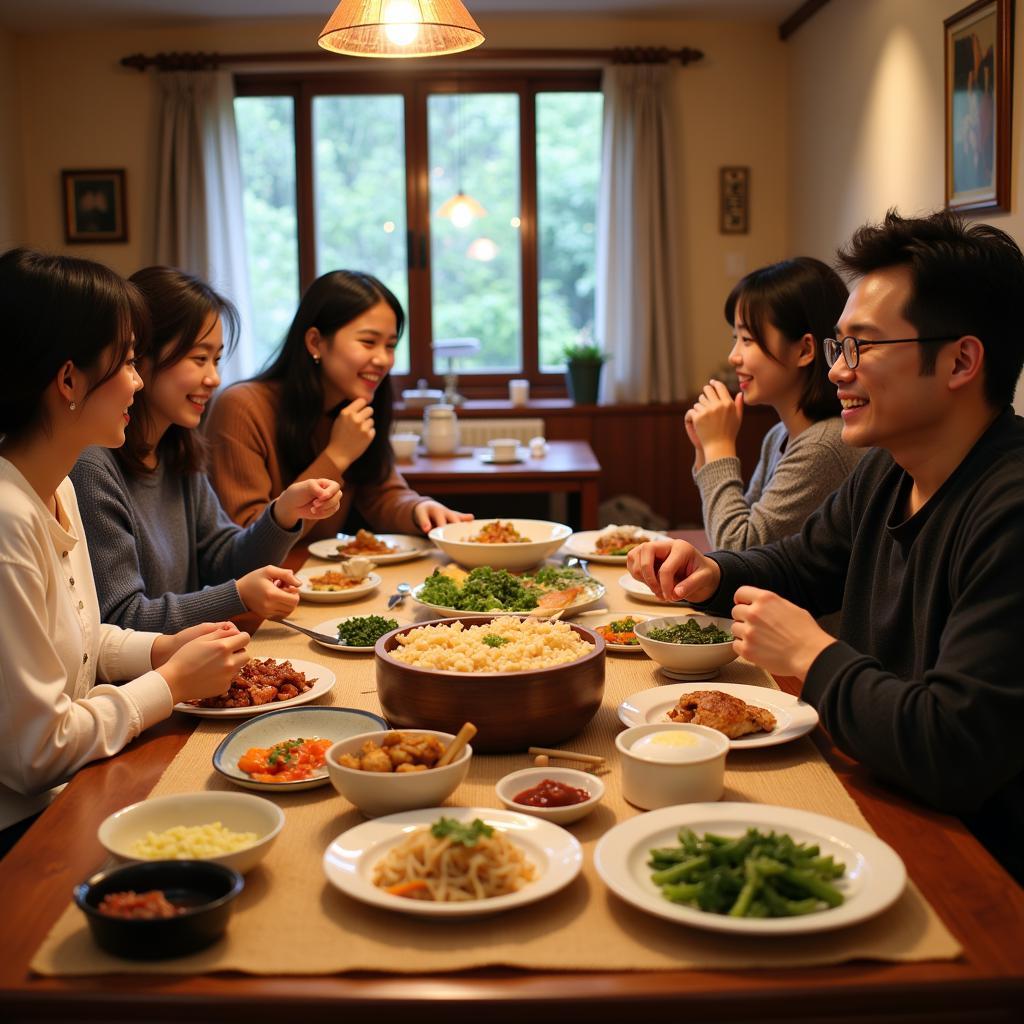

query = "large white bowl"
[[98, 791, 284, 875], [428, 519, 572, 571], [634, 613, 738, 679], [325, 729, 472, 817]]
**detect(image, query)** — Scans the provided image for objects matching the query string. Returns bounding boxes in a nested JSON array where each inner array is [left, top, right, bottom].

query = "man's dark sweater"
[[704, 408, 1024, 881]]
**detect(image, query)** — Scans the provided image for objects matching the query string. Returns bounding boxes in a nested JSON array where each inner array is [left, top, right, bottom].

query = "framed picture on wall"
[[61, 169, 128, 243], [944, 0, 1014, 211], [719, 167, 749, 234]]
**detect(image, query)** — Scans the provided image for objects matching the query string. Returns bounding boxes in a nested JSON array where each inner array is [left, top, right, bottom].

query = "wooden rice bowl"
[[374, 615, 606, 753]]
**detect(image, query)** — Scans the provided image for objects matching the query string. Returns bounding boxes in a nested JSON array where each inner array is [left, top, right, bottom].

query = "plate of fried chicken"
[[617, 683, 819, 749]]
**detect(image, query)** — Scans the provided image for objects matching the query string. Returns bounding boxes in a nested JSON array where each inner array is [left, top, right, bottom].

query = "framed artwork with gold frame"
[[62, 169, 128, 243]]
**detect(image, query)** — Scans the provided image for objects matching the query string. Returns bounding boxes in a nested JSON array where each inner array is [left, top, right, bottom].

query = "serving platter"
[[564, 528, 670, 565], [617, 682, 819, 749], [323, 806, 583, 917], [212, 706, 388, 792], [174, 658, 336, 718], [411, 578, 606, 618], [296, 568, 382, 603], [594, 802, 906, 936], [307, 534, 433, 565]]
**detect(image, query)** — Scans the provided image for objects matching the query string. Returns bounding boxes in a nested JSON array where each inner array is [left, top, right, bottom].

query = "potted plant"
[[563, 341, 609, 405]]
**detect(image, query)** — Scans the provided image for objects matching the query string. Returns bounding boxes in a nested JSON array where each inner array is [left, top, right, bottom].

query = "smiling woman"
[[70, 267, 343, 633], [204, 269, 471, 541]]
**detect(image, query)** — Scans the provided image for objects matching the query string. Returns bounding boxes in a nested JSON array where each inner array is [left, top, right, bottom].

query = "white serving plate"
[[174, 658, 336, 718], [573, 610, 653, 652], [410, 578, 606, 619], [323, 806, 582, 917], [310, 615, 408, 653], [617, 682, 819, 750], [212, 706, 388, 792], [594, 802, 906, 935], [307, 534, 433, 565], [296, 568, 382, 603], [565, 528, 670, 564], [618, 572, 692, 606]]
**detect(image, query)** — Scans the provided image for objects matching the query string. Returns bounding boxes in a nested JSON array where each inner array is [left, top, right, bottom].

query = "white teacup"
[[391, 433, 419, 461], [488, 438, 519, 463]]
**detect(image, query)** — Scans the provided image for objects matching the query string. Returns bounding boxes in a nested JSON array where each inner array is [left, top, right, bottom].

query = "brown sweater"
[[205, 381, 425, 542]]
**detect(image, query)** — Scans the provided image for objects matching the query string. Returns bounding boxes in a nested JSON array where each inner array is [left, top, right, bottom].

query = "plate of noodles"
[[322, 806, 583, 917]]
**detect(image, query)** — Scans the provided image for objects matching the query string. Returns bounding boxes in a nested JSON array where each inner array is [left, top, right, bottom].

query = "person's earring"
[[312, 354, 321, 366], [69, 401, 77, 411]]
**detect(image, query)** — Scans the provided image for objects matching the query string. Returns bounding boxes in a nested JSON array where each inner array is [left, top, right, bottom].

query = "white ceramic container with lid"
[[615, 723, 729, 810], [422, 403, 459, 456]]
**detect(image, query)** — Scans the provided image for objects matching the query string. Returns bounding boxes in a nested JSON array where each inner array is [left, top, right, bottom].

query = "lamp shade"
[[319, 1, 485, 59]]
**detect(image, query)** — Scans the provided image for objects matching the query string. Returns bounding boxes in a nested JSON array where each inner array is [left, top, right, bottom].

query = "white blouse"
[[0, 458, 173, 832]]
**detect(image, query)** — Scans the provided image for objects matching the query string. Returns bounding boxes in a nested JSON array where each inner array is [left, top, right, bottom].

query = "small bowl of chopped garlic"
[[98, 791, 285, 875]]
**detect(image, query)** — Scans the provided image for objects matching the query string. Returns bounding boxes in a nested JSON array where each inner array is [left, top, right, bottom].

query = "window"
[[235, 71, 602, 393]]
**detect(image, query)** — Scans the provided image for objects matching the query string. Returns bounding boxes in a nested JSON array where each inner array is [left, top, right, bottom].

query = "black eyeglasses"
[[822, 335, 960, 369]]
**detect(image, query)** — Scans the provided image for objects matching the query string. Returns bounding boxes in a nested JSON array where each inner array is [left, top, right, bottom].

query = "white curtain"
[[596, 64, 685, 403], [154, 70, 255, 383]]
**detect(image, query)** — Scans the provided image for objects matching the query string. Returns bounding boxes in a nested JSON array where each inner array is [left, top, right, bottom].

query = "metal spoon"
[[563, 555, 592, 577], [388, 582, 411, 609]]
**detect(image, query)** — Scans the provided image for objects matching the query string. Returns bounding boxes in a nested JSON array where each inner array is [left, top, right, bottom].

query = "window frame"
[[236, 68, 602, 398]]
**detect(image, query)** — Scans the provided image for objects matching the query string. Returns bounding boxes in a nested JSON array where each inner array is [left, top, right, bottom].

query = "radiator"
[[393, 418, 545, 445]]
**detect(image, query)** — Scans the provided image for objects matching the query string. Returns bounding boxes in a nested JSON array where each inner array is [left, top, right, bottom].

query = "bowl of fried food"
[[634, 614, 738, 680], [325, 729, 472, 817], [428, 518, 571, 571], [375, 615, 605, 753]]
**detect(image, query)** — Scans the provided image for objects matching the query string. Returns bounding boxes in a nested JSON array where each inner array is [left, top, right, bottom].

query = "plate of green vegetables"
[[311, 615, 406, 653], [594, 803, 906, 934]]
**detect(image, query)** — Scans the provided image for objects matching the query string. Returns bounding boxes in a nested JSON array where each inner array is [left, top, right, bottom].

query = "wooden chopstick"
[[437, 722, 477, 767], [527, 746, 605, 765]]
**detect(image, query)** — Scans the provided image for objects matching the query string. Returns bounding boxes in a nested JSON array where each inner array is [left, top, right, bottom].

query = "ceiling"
[[0, 0, 802, 34]]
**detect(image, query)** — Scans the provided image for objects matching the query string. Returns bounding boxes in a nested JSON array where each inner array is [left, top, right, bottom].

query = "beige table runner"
[[32, 551, 960, 975]]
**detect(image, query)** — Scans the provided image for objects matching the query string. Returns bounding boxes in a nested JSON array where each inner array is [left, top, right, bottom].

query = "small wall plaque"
[[719, 166, 749, 235]]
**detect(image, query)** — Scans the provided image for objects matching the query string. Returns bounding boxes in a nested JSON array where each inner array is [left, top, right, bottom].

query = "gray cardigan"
[[694, 417, 864, 550], [70, 446, 300, 632]]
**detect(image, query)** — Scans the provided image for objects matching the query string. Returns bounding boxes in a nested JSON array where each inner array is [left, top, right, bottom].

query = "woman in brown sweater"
[[206, 271, 469, 542]]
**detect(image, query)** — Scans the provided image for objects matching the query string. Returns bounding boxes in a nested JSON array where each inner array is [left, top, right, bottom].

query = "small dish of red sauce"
[[496, 766, 604, 824], [513, 778, 591, 808]]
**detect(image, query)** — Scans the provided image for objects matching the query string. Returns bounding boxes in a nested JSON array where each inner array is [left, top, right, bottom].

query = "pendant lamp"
[[319, 1, 484, 59]]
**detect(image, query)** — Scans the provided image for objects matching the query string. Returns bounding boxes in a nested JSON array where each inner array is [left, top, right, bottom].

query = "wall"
[[788, 0, 1024, 412], [0, 25, 23, 249], [8, 12, 790, 390]]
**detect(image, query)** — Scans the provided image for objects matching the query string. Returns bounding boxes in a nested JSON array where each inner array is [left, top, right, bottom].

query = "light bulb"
[[383, 0, 421, 47], [450, 199, 474, 229], [467, 237, 498, 261]]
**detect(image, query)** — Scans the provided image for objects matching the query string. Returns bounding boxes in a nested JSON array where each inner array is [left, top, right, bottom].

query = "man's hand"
[[237, 566, 301, 618], [730, 586, 834, 681], [626, 539, 722, 604]]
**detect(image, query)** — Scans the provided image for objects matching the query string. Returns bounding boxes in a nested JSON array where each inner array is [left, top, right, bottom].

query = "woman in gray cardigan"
[[71, 268, 341, 632], [686, 258, 864, 550]]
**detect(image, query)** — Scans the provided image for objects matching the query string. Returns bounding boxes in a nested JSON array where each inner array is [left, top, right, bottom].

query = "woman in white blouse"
[[0, 248, 251, 855]]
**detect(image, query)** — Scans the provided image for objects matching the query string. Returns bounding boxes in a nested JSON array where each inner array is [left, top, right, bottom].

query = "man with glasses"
[[629, 209, 1024, 881]]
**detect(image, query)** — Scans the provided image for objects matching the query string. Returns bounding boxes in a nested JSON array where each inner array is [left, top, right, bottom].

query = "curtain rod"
[[120, 46, 704, 72]]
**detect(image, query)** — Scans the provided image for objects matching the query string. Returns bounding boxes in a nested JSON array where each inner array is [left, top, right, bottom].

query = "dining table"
[[2, 530, 1022, 1023]]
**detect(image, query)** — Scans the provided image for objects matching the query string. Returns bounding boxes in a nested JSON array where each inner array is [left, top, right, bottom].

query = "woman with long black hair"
[[0, 249, 249, 854], [206, 270, 469, 540]]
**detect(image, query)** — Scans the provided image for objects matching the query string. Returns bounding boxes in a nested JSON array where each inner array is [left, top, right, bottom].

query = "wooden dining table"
[[398, 439, 602, 529], [2, 531, 1022, 1022]]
